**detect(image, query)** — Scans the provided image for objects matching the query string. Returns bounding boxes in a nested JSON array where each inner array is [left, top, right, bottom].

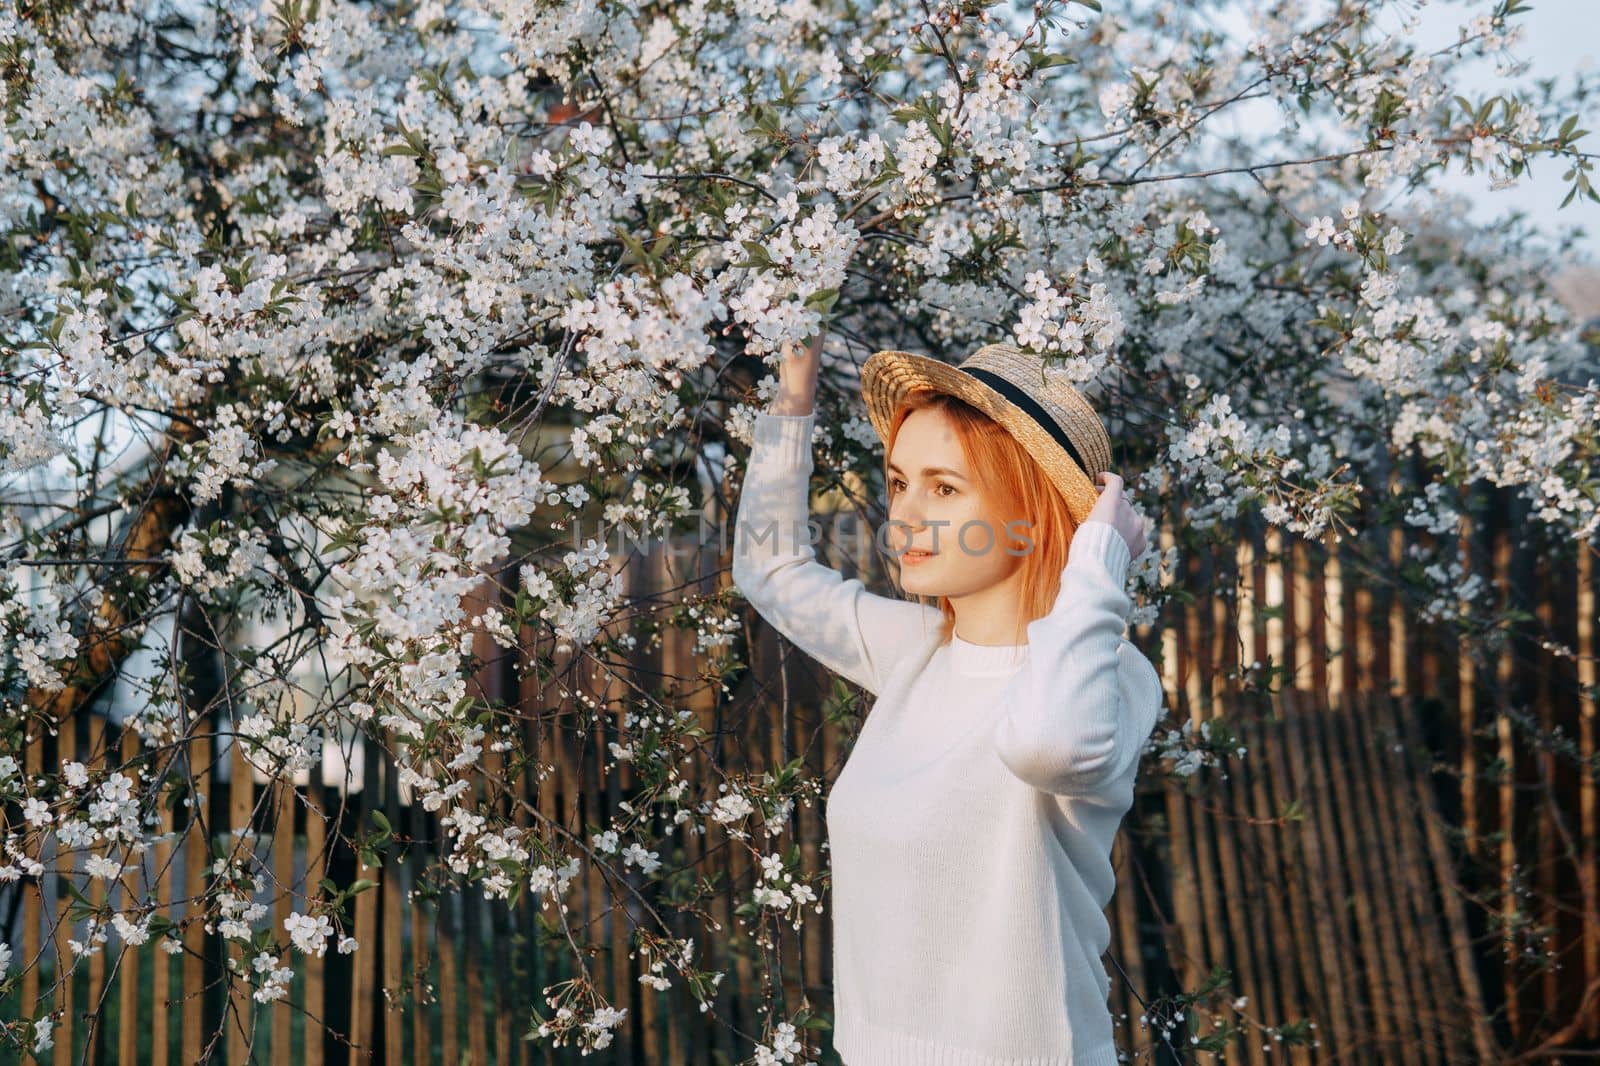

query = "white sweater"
[[730, 411, 1166, 1066]]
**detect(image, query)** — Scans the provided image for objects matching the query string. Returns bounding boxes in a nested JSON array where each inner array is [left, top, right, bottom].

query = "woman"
[[729, 331, 1166, 1066]]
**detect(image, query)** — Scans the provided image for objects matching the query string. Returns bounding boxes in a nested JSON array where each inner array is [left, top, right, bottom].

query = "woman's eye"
[[888, 478, 954, 496]]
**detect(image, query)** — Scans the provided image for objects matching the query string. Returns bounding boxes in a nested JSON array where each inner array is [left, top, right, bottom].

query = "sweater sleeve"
[[991, 519, 1166, 798], [729, 410, 941, 697]]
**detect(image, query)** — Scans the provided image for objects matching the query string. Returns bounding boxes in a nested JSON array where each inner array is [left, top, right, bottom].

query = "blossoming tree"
[[2, 0, 1596, 1059]]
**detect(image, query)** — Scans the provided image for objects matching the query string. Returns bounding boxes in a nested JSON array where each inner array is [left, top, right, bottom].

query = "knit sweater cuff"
[[751, 410, 816, 469], [1068, 520, 1132, 587]]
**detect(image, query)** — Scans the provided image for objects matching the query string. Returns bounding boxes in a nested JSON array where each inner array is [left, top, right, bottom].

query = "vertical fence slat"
[[407, 783, 432, 1064], [1108, 830, 1144, 1054], [180, 732, 208, 1066], [1277, 690, 1357, 1055], [151, 746, 174, 1066], [605, 566, 637, 1065], [1210, 718, 1268, 1066], [381, 751, 404, 1062], [270, 777, 294, 1064], [1159, 755, 1207, 1057], [116, 726, 141, 1066], [1322, 675, 1409, 1063], [1491, 517, 1526, 1040], [21, 728, 45, 1063], [1367, 692, 1469, 1060], [304, 768, 327, 1066], [1453, 494, 1504, 1045], [1324, 539, 1346, 709], [1310, 689, 1389, 1057], [1387, 669, 1503, 1061], [348, 734, 381, 1064], [437, 888, 461, 1066], [1343, 525, 1429, 1062], [1234, 527, 1288, 1054], [85, 715, 107, 1065], [1273, 688, 1337, 1056], [517, 629, 539, 1066], [228, 728, 256, 1064], [529, 620, 560, 1066], [1552, 530, 1590, 1034], [490, 896, 512, 1065], [1182, 535, 1206, 722], [1347, 692, 1441, 1061], [1579, 545, 1599, 1041], [1241, 710, 1312, 1066], [463, 886, 488, 1064], [52, 716, 77, 1066]]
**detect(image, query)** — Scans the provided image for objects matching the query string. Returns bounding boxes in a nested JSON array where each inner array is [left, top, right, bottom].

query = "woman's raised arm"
[[729, 335, 942, 696], [990, 519, 1166, 798]]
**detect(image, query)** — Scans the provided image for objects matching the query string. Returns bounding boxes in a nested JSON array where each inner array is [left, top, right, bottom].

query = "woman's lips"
[[902, 549, 936, 563]]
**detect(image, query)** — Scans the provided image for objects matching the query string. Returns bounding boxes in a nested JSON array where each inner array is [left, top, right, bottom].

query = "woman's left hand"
[[1085, 471, 1146, 562]]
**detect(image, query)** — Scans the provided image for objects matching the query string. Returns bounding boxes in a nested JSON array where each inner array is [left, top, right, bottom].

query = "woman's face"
[[884, 406, 1027, 598]]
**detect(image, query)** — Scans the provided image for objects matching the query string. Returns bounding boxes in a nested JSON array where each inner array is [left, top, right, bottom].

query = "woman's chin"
[[897, 561, 943, 595]]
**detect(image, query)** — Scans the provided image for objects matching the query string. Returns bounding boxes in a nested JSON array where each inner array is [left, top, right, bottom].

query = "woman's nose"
[[891, 493, 925, 528]]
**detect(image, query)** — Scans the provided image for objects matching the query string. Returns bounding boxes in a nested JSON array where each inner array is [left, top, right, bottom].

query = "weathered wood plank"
[[1388, 648, 1505, 1062], [20, 727, 45, 1064], [382, 744, 405, 1062], [179, 730, 207, 1066], [1241, 708, 1313, 1066], [348, 734, 382, 1064], [52, 717, 78, 1066], [271, 777, 294, 1064], [1347, 692, 1443, 1061], [1280, 690, 1356, 1053], [304, 767, 328, 1066]]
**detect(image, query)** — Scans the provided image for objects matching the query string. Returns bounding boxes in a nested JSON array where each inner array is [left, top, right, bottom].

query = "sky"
[[1399, 0, 1598, 262], [1185, 0, 1600, 270]]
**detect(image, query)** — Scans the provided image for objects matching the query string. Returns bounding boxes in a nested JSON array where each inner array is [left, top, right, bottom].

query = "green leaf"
[[738, 239, 772, 268], [803, 287, 839, 313]]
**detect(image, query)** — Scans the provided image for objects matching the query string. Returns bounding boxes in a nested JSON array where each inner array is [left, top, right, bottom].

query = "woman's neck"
[[946, 566, 1031, 646]]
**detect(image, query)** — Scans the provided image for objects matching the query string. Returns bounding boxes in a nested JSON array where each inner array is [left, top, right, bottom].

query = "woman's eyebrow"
[[887, 462, 968, 481]]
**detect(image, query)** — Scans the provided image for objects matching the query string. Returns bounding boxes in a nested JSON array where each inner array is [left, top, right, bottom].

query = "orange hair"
[[882, 390, 1080, 646]]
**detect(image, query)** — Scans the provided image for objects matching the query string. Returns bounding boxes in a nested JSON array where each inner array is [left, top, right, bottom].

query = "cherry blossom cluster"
[[2, 0, 1595, 1058]]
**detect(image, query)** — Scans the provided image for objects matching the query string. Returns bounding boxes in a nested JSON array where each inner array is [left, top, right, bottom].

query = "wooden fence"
[[1130, 474, 1596, 1063], [3, 476, 1596, 1063]]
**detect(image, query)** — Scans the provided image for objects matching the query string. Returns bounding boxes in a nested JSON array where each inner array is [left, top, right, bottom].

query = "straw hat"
[[859, 343, 1113, 524]]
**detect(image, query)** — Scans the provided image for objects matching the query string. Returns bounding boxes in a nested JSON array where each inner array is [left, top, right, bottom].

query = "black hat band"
[[958, 365, 1091, 479]]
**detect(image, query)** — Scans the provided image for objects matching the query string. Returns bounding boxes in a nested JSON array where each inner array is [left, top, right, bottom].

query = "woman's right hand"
[[1084, 471, 1148, 562], [770, 331, 823, 416], [770, 239, 858, 416]]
